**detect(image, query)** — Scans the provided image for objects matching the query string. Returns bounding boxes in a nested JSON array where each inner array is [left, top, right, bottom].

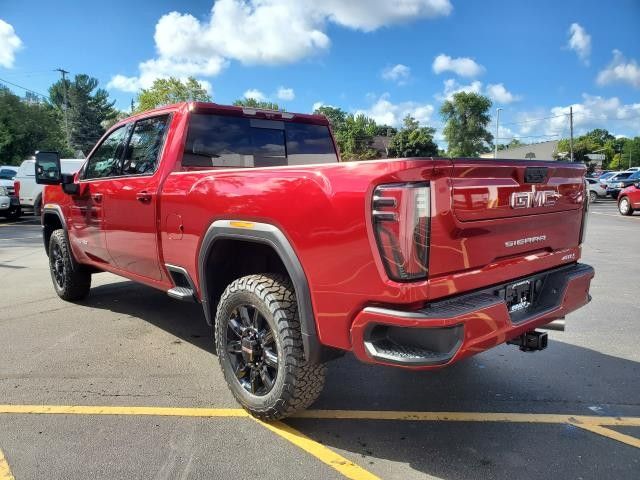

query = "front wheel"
[[49, 229, 92, 301], [215, 274, 326, 420], [618, 196, 634, 216]]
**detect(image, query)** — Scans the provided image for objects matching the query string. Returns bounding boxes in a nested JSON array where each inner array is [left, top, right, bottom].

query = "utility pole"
[[55, 68, 70, 147], [569, 106, 574, 162], [494, 107, 502, 159]]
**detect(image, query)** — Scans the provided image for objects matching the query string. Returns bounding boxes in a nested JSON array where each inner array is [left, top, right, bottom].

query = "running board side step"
[[165, 264, 198, 303], [167, 286, 196, 302]]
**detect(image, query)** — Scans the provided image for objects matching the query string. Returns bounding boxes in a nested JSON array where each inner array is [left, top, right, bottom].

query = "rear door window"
[[182, 113, 337, 168]]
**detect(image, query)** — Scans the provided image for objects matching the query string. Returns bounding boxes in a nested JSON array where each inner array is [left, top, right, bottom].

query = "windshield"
[[0, 169, 17, 180], [183, 114, 338, 168]]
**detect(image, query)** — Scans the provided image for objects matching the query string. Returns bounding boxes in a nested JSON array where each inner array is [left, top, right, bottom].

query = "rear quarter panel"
[[160, 158, 586, 350]]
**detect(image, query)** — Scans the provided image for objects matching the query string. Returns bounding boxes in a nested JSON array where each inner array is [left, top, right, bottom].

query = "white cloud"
[[355, 93, 434, 126], [567, 23, 591, 65], [0, 19, 22, 68], [276, 86, 295, 101], [382, 64, 411, 85], [244, 88, 266, 101], [515, 94, 640, 139], [311, 101, 325, 112], [436, 78, 483, 101], [486, 83, 521, 104], [597, 50, 640, 89], [106, 56, 225, 92], [432, 54, 484, 77], [108, 0, 452, 92], [436, 79, 520, 105]]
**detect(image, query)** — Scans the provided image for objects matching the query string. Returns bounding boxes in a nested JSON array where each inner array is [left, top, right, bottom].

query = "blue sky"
[[1, 0, 639, 144]]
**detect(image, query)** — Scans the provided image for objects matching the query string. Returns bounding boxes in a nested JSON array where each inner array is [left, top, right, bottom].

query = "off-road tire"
[[618, 196, 634, 216], [34, 195, 42, 217], [49, 229, 91, 301], [215, 274, 326, 420], [5, 206, 21, 220]]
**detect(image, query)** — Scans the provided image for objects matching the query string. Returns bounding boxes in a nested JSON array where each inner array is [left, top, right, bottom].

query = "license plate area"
[[504, 280, 533, 313]]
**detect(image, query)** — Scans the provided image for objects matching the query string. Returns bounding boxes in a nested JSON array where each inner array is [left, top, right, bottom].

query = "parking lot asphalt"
[[1, 199, 639, 480]]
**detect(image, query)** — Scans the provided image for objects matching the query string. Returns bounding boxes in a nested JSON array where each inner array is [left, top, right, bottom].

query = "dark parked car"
[[607, 171, 640, 199]]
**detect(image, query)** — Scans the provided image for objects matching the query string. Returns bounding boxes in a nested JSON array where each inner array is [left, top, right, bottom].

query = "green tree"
[[440, 92, 493, 157], [233, 98, 281, 110], [313, 106, 347, 131], [375, 124, 398, 137], [335, 114, 378, 160], [0, 87, 71, 165], [497, 138, 524, 151], [556, 129, 618, 167], [136, 77, 211, 113], [387, 115, 438, 158], [49, 74, 117, 155]]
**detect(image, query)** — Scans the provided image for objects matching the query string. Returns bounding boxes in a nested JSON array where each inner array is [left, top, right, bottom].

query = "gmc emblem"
[[510, 190, 560, 209]]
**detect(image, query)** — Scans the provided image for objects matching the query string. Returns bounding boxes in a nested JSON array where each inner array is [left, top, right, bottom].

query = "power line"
[[0, 76, 50, 100], [500, 113, 568, 127]]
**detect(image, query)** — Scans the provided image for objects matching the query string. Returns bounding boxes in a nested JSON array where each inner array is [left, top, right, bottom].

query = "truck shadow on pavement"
[[84, 280, 640, 480]]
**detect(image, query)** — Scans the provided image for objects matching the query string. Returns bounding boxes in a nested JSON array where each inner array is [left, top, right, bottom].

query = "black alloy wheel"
[[225, 304, 279, 396], [51, 242, 66, 289]]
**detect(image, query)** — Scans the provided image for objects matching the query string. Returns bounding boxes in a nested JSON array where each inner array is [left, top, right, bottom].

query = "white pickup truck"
[[14, 159, 84, 215]]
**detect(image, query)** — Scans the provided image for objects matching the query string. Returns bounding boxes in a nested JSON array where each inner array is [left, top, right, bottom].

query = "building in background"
[[480, 140, 559, 160]]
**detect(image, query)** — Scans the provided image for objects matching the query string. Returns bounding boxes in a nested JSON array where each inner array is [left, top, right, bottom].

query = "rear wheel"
[[588, 190, 597, 203], [4, 205, 21, 220], [49, 229, 92, 301], [618, 196, 634, 216], [215, 274, 326, 420]]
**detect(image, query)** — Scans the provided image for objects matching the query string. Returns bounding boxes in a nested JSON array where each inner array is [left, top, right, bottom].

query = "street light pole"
[[494, 107, 502, 159]]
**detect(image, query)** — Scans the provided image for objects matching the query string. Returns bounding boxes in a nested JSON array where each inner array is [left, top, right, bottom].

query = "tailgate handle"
[[525, 167, 548, 184]]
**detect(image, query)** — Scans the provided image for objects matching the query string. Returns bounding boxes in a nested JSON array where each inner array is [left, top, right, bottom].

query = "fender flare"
[[198, 220, 322, 363], [41, 205, 67, 254]]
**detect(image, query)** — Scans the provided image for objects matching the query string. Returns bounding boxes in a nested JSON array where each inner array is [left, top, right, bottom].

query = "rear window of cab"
[[182, 114, 338, 169]]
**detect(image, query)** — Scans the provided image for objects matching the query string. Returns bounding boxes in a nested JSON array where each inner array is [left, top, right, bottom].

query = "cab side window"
[[122, 115, 170, 176], [83, 126, 128, 180]]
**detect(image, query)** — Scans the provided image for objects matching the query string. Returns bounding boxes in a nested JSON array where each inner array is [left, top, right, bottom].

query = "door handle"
[[136, 191, 153, 203], [91, 193, 103, 202]]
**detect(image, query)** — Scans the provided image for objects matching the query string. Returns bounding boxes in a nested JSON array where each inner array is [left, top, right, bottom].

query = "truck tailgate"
[[451, 160, 584, 222], [429, 159, 586, 278]]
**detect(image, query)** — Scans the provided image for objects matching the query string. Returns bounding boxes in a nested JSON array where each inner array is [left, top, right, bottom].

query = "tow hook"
[[507, 330, 548, 352]]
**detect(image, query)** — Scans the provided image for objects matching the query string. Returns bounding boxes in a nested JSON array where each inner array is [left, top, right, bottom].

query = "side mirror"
[[35, 151, 61, 185], [61, 173, 80, 195]]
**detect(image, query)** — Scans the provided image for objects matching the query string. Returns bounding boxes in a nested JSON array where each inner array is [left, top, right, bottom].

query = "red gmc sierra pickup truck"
[[35, 101, 594, 419]]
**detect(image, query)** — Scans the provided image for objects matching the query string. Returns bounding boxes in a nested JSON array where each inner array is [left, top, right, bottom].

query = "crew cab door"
[[103, 114, 171, 281], [69, 125, 130, 264]]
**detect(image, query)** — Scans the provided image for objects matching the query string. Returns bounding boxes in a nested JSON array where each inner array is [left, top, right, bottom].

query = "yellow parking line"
[[296, 409, 640, 427], [0, 448, 15, 480], [0, 404, 248, 417], [252, 418, 380, 480], [572, 423, 640, 450]]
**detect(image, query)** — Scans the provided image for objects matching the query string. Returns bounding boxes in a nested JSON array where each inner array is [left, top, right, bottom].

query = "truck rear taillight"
[[13, 180, 20, 198], [372, 182, 430, 281]]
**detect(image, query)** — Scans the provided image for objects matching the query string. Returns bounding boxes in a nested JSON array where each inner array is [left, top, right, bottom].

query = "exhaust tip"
[[540, 319, 565, 332]]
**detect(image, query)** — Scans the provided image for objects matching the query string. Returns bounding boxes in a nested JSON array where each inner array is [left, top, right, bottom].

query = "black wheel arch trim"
[[42, 204, 67, 254], [198, 220, 323, 363]]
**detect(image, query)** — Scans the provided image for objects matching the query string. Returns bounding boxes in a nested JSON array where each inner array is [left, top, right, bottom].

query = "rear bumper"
[[350, 263, 594, 369]]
